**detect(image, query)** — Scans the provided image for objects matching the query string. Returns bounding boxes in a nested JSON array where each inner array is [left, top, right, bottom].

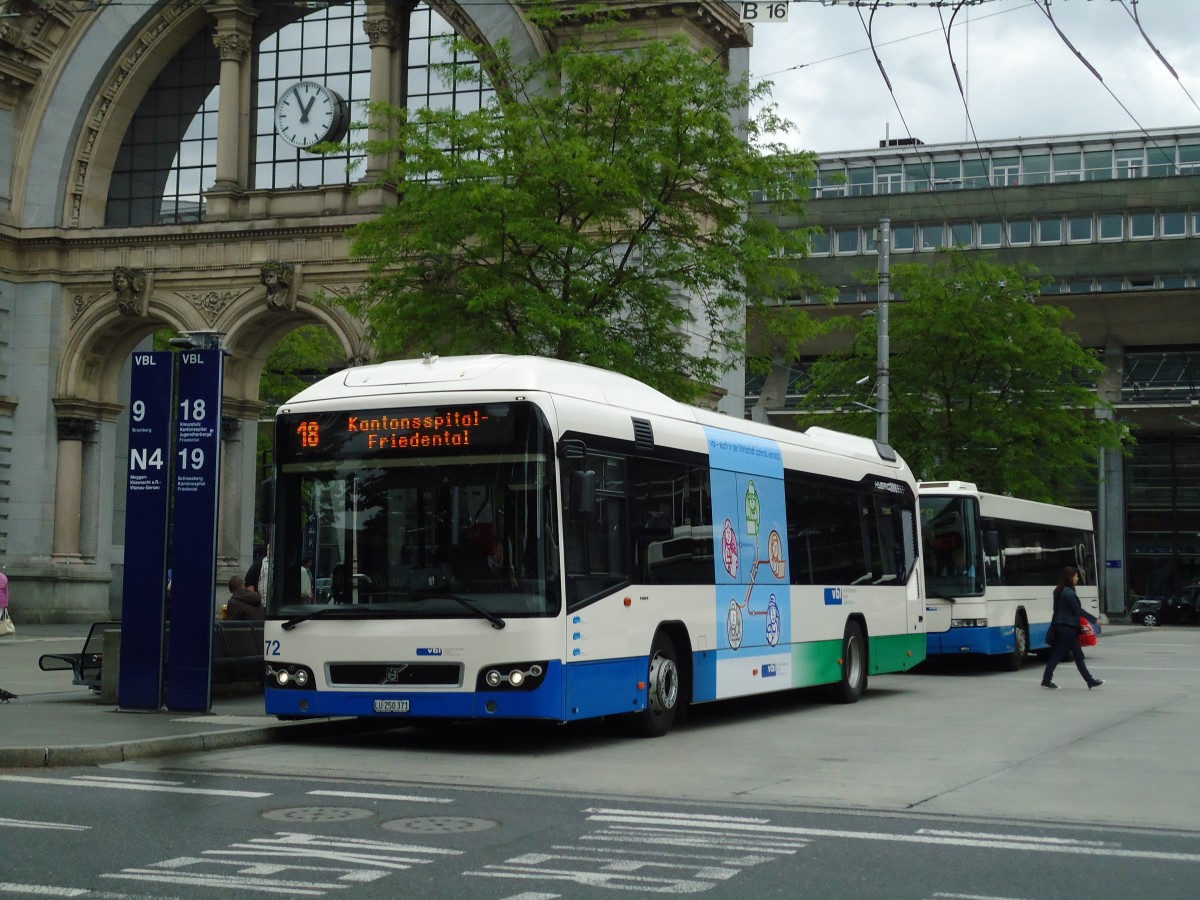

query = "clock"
[[274, 81, 348, 150]]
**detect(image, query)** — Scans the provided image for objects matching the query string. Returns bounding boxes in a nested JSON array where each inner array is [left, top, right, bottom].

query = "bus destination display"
[[282, 405, 516, 462]]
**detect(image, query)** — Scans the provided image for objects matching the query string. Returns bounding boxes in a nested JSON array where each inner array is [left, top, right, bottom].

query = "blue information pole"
[[117, 351, 175, 710], [165, 348, 224, 712]]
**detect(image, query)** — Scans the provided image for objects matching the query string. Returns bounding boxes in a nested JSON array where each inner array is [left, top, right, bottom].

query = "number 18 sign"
[[166, 348, 225, 712]]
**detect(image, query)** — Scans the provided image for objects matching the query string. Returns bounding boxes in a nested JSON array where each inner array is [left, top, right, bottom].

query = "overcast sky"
[[747, 0, 1200, 153]]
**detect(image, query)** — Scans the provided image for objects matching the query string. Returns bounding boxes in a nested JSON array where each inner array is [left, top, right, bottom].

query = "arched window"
[[105, 2, 493, 226]]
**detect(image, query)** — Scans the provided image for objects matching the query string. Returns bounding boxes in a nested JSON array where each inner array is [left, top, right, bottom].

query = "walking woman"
[[1042, 566, 1104, 690]]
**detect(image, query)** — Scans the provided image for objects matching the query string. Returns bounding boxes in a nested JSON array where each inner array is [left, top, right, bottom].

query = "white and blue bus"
[[919, 481, 1099, 671], [261, 355, 925, 735]]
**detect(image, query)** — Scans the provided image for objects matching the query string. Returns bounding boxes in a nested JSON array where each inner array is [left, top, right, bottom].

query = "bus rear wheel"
[[631, 632, 680, 738], [829, 620, 867, 704]]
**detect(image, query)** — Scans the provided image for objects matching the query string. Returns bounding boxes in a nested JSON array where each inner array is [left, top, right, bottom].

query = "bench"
[[38, 620, 117, 691], [38, 620, 265, 692], [212, 620, 265, 686]]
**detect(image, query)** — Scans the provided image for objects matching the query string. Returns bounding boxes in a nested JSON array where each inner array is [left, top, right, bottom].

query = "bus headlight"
[[267, 663, 315, 689], [477, 661, 548, 692]]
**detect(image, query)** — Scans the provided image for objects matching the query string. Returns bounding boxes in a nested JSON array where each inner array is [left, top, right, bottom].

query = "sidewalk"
[[0, 624, 355, 769]]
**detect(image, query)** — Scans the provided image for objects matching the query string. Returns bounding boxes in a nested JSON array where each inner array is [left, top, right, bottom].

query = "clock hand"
[[299, 92, 318, 123]]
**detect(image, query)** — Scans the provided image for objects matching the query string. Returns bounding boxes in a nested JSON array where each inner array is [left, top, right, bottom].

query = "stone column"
[[51, 416, 96, 561], [208, 4, 258, 191], [362, 2, 415, 184], [1098, 341, 1127, 616]]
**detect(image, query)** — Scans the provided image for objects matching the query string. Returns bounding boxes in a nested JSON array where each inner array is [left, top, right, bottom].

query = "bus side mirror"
[[983, 529, 1000, 556], [570, 470, 595, 519]]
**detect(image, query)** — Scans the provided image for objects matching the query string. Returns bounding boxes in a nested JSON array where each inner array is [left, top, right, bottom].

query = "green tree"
[[341, 5, 821, 402], [797, 252, 1130, 502]]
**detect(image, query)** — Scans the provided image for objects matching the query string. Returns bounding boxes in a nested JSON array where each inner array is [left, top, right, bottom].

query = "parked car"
[[1130, 596, 1163, 626], [1132, 586, 1200, 626]]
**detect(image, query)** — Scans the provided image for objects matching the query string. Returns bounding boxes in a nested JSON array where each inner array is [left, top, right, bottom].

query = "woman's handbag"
[[1079, 617, 1097, 647], [0, 607, 14, 636]]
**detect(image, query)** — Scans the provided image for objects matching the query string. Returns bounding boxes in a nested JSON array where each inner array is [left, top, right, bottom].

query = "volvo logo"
[[384, 665, 408, 684]]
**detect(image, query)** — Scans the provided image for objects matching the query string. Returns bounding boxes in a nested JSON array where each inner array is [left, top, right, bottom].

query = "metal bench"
[[38, 620, 117, 691], [37, 619, 264, 692], [212, 620, 265, 685]]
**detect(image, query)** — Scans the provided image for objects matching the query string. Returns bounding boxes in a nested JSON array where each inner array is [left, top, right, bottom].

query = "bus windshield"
[[921, 494, 984, 596], [269, 401, 559, 621]]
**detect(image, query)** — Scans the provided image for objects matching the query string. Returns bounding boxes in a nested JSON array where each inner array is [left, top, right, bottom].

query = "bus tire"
[[631, 631, 680, 738], [997, 614, 1028, 672], [830, 620, 867, 704]]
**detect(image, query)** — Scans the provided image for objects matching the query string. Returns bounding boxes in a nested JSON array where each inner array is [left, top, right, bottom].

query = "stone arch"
[[213, 292, 370, 407]]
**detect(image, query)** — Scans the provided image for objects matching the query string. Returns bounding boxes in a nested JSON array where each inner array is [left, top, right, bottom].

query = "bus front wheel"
[[830, 620, 867, 704], [997, 614, 1028, 672], [632, 632, 680, 738]]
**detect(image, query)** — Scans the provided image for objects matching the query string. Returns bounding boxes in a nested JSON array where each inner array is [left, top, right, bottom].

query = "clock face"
[[274, 81, 347, 150]]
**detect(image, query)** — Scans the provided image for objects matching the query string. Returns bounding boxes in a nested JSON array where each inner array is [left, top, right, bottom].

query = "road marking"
[[0, 817, 91, 831], [102, 831, 463, 896], [307, 789, 454, 804], [917, 828, 1120, 848], [468, 806, 803, 893], [0, 885, 90, 897], [585, 808, 1200, 863], [0, 774, 270, 798]]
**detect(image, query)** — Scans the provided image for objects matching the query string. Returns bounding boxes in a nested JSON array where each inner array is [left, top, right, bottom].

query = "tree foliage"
[[796, 252, 1130, 502], [340, 5, 821, 402]]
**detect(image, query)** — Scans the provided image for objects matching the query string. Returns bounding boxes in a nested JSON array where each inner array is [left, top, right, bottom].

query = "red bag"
[[1079, 617, 1097, 647]]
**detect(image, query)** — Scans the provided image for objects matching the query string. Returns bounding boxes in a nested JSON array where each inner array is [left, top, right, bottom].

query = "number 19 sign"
[[165, 349, 225, 712]]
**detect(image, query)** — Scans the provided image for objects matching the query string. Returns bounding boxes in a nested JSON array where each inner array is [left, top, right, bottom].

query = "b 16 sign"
[[741, 2, 788, 23]]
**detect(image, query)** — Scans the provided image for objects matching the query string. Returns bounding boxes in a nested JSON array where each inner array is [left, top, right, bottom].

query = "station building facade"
[[749, 127, 1200, 611], [0, 0, 750, 622]]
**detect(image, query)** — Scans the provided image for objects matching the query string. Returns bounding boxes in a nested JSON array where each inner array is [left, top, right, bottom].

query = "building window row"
[[806, 210, 1200, 258], [802, 274, 1199, 306], [811, 140, 1200, 198]]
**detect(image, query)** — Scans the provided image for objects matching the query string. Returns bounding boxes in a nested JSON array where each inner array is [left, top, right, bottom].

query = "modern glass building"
[[749, 127, 1200, 611]]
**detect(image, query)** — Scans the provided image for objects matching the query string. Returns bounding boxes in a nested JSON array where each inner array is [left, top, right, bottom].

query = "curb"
[[0, 717, 373, 770]]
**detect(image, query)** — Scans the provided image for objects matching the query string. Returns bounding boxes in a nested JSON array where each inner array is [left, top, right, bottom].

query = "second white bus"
[[919, 481, 1099, 670]]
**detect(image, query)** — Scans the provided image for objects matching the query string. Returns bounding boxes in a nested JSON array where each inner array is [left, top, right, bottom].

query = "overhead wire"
[[1117, 0, 1200, 125]]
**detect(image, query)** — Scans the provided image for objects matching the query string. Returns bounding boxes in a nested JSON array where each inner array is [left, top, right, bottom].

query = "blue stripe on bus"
[[264, 657, 658, 722], [927, 623, 1054, 657]]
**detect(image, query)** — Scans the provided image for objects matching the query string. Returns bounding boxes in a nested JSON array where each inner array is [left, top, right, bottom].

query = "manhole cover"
[[382, 816, 498, 834], [263, 806, 375, 823]]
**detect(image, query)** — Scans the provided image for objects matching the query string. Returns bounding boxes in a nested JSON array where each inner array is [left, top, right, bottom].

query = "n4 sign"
[[741, 2, 788, 23]]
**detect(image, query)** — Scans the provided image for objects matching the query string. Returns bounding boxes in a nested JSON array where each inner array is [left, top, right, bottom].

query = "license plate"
[[374, 699, 410, 713]]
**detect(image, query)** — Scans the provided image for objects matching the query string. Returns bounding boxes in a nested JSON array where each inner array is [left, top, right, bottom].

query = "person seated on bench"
[[226, 574, 264, 621]]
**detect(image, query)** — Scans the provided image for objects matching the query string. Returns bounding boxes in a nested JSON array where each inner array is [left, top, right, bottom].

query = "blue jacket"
[[1051, 585, 1098, 629]]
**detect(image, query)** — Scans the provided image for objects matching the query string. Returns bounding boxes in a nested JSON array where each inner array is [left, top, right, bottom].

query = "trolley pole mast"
[[877, 218, 891, 445]]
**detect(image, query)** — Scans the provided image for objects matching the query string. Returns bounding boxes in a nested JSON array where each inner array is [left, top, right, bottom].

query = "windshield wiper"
[[280, 606, 372, 631], [431, 592, 506, 630]]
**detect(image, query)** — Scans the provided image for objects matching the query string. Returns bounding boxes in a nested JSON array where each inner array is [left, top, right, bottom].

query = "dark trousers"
[[1042, 623, 1097, 685]]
